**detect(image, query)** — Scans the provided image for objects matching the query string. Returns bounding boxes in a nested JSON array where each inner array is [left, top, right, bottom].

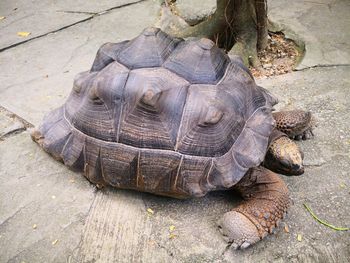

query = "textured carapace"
[[33, 27, 278, 198]]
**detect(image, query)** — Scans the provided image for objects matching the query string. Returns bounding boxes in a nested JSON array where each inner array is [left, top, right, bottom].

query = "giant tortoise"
[[31, 27, 315, 249]]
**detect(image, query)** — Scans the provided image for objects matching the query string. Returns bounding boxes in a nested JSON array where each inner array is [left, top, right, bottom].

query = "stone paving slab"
[[1, 67, 349, 262], [0, 132, 96, 263], [0, 0, 159, 126], [0, 0, 143, 50], [268, 0, 350, 69]]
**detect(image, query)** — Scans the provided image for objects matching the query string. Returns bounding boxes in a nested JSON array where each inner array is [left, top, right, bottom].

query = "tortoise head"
[[265, 136, 304, 176]]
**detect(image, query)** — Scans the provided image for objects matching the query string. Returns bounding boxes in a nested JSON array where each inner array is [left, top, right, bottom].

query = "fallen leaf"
[[297, 234, 302, 242], [284, 223, 289, 233], [169, 225, 175, 232], [169, 233, 177, 239], [17, 31, 31, 37], [52, 239, 59, 245], [0, 16, 5, 21], [32, 224, 37, 229], [147, 208, 154, 215]]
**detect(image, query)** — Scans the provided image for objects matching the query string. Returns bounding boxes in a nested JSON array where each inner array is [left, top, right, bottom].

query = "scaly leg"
[[218, 167, 290, 249], [273, 110, 315, 140]]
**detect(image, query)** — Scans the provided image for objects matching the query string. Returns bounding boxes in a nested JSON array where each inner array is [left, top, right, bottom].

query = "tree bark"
[[157, 0, 269, 66], [255, 0, 268, 51]]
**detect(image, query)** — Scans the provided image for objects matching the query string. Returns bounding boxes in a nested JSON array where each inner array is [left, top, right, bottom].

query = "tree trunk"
[[157, 0, 268, 67]]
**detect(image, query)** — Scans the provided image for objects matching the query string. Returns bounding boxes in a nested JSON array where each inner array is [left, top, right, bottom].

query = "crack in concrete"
[[296, 64, 350, 71], [0, 201, 35, 226], [0, 16, 93, 53], [154, 239, 175, 259], [0, 126, 26, 140], [57, 10, 98, 15], [0, 105, 33, 140], [0, 0, 148, 53], [69, 188, 98, 261], [0, 105, 33, 127]]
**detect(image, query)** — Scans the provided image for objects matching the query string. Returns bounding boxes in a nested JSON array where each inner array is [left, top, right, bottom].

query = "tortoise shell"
[[35, 27, 277, 198]]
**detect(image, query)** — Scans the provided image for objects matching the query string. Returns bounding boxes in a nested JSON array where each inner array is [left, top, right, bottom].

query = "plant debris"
[[147, 208, 154, 215], [284, 223, 290, 233], [303, 203, 349, 231], [297, 234, 302, 242], [17, 31, 31, 37], [250, 32, 300, 78], [51, 239, 59, 245]]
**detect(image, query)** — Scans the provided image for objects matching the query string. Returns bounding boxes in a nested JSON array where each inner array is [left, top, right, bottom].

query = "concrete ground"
[[0, 0, 349, 262]]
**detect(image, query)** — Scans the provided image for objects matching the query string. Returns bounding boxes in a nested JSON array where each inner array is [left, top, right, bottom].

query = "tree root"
[[156, 0, 268, 67]]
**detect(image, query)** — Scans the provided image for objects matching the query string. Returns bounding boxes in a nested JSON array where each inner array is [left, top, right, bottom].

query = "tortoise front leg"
[[273, 110, 315, 140], [218, 167, 290, 249]]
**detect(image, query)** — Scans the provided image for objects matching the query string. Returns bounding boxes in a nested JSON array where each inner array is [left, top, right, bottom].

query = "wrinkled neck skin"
[[264, 136, 304, 176]]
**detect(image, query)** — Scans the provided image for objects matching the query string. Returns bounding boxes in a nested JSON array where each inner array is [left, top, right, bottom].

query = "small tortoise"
[[31, 27, 315, 249]]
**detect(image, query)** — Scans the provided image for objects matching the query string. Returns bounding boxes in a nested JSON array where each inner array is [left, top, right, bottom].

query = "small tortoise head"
[[265, 136, 304, 176]]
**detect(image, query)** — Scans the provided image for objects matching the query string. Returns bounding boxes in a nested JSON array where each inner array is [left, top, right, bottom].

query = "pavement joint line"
[[0, 0, 148, 53]]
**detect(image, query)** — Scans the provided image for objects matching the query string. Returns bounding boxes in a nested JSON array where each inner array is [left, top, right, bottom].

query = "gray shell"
[[36, 27, 277, 198]]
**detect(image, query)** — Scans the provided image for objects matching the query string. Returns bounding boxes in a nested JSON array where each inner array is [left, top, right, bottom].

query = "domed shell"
[[34, 27, 277, 198]]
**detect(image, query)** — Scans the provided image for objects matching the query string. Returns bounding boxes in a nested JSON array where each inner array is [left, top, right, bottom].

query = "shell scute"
[[117, 27, 180, 69], [118, 67, 189, 150], [65, 62, 129, 142], [163, 38, 230, 84]]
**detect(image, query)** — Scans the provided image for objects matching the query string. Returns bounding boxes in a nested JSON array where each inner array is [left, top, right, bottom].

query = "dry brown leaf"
[[284, 223, 289, 233], [17, 31, 31, 37]]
